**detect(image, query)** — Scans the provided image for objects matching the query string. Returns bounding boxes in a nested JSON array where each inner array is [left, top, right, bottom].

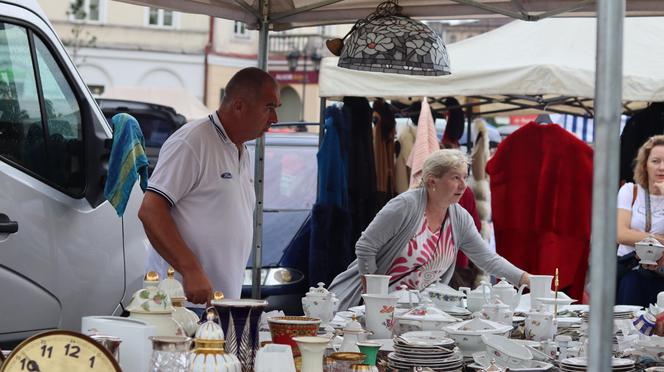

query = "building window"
[[233, 21, 249, 38], [70, 0, 103, 22], [147, 7, 176, 27]]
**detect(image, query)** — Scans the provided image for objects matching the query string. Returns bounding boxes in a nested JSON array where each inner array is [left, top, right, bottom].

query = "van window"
[[0, 22, 84, 194], [34, 37, 84, 192]]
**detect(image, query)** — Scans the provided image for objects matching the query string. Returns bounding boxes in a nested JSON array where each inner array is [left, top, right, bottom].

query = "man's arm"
[[138, 191, 212, 304]]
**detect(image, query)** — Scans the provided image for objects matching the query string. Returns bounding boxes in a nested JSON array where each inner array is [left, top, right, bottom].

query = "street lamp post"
[[287, 49, 322, 121]]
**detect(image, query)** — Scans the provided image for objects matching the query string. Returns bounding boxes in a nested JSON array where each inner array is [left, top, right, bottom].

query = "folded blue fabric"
[[104, 113, 149, 216]]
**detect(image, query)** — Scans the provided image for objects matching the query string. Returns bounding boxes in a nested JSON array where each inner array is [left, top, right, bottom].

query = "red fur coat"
[[486, 122, 593, 299]]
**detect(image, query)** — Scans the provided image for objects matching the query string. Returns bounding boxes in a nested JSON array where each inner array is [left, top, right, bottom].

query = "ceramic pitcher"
[[362, 294, 398, 339], [491, 278, 526, 311], [528, 275, 553, 309]]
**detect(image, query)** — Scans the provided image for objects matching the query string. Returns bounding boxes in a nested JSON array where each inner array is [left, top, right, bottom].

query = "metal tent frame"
[[114, 0, 646, 369]]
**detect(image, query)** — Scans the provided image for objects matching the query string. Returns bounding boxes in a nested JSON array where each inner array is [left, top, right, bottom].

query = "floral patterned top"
[[386, 213, 456, 291]]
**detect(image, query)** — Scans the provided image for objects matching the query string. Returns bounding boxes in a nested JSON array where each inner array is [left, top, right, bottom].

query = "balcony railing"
[[269, 33, 331, 54]]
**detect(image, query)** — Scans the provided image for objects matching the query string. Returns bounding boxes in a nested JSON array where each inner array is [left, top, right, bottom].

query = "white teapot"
[[459, 281, 491, 313], [492, 277, 526, 311], [302, 282, 339, 324]]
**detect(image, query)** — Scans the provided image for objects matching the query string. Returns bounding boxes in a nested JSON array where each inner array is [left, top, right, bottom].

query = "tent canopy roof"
[[319, 17, 664, 116], [115, 0, 664, 30]]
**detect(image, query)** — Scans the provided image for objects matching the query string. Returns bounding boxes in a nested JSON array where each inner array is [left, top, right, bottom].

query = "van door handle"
[[0, 213, 18, 234]]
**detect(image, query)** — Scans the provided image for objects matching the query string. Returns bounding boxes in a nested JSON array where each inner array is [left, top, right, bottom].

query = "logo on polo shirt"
[[221, 172, 233, 179]]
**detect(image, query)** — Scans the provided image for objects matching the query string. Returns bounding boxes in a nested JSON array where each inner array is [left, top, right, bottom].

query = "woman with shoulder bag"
[[617, 135, 664, 307]]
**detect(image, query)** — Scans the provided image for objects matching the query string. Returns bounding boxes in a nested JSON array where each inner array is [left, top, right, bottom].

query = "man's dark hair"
[[222, 67, 276, 105]]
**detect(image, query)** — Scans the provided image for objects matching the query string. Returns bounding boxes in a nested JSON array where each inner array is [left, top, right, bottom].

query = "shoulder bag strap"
[[646, 187, 652, 233]]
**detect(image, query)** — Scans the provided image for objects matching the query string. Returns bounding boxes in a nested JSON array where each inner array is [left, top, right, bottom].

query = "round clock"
[[0, 330, 121, 372]]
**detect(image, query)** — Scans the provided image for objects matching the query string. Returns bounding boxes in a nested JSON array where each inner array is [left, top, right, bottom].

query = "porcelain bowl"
[[481, 334, 533, 369], [268, 316, 321, 356], [636, 242, 664, 265]]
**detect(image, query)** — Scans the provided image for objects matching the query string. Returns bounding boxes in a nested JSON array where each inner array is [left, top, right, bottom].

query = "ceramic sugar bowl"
[[158, 267, 200, 337], [480, 296, 513, 326], [524, 305, 557, 341], [127, 286, 185, 337], [190, 311, 242, 372], [459, 281, 491, 313], [302, 282, 339, 325]]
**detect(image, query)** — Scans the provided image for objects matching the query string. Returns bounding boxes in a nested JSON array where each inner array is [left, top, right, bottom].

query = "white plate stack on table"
[[559, 357, 636, 372], [386, 331, 463, 371], [579, 305, 641, 334]]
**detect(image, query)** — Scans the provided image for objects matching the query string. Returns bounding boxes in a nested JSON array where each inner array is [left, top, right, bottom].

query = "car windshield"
[[247, 143, 317, 210]]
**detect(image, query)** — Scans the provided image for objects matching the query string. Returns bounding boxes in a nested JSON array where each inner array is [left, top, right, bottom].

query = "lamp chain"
[[342, 0, 404, 41]]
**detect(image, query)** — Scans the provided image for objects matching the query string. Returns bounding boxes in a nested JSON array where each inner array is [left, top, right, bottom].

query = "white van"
[[0, 0, 147, 345]]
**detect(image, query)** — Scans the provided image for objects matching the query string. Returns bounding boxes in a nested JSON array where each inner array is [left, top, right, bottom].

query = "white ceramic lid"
[[305, 282, 333, 298], [443, 317, 512, 335], [424, 282, 465, 297], [493, 277, 516, 289], [396, 301, 460, 322], [343, 315, 364, 333], [195, 311, 224, 341], [636, 236, 664, 248], [126, 287, 174, 314], [157, 267, 186, 301]]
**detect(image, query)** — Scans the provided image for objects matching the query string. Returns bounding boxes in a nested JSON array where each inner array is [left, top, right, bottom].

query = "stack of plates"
[[387, 332, 462, 371], [559, 357, 636, 371], [580, 305, 641, 321]]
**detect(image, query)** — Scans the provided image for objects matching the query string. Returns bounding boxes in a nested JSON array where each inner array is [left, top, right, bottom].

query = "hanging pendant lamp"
[[329, 0, 451, 76]]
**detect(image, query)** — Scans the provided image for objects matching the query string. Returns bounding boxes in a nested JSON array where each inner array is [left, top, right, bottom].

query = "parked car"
[[242, 132, 319, 314], [0, 0, 146, 347], [96, 98, 187, 174]]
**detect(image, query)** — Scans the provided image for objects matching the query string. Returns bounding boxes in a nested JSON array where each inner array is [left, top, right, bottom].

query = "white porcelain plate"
[[536, 297, 577, 306], [398, 330, 454, 347]]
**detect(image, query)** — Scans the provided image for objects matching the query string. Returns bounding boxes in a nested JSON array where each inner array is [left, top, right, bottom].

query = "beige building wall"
[[39, 0, 208, 53]]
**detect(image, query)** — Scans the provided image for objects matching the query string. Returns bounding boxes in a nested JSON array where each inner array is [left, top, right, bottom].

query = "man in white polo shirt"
[[138, 68, 280, 304]]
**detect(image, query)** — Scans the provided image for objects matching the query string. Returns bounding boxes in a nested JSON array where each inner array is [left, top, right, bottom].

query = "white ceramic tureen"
[[442, 317, 512, 356]]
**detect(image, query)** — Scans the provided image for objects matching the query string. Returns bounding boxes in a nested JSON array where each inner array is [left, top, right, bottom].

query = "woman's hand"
[[519, 272, 531, 288]]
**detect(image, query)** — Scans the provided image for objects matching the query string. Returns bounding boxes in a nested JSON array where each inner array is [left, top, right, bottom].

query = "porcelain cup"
[[364, 275, 390, 295], [362, 294, 398, 339]]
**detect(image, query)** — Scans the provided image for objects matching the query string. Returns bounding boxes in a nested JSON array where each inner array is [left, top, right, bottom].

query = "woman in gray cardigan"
[[329, 149, 530, 311]]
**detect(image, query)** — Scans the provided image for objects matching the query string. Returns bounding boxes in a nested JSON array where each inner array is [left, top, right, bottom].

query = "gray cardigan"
[[329, 187, 524, 311]]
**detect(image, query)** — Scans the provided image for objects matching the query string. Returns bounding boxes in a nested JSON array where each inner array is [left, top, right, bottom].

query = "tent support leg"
[[588, 0, 624, 370], [251, 9, 270, 300]]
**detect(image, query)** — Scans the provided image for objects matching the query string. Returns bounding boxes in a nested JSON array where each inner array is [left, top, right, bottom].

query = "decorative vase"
[[356, 341, 381, 366], [212, 296, 267, 372], [292, 336, 330, 372]]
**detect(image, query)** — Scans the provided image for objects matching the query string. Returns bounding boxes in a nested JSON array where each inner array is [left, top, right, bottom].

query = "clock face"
[[0, 330, 121, 372]]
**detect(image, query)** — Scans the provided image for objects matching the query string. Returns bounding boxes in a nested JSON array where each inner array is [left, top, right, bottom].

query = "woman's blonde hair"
[[634, 134, 664, 188], [418, 149, 470, 188]]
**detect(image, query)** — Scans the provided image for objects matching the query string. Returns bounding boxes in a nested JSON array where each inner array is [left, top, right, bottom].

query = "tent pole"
[[588, 0, 624, 371], [251, 0, 270, 300]]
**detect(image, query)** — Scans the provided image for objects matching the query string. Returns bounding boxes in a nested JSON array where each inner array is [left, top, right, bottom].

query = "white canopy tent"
[[319, 17, 664, 115], [119, 0, 663, 30], [113, 0, 662, 368]]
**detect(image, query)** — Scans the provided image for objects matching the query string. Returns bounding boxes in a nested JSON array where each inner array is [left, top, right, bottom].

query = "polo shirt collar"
[[209, 111, 230, 144]]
